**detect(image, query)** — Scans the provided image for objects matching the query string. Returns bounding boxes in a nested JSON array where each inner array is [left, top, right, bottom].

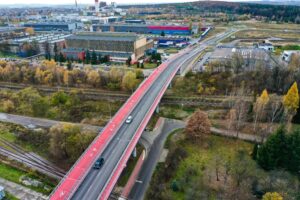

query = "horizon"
[[0, 0, 262, 6]]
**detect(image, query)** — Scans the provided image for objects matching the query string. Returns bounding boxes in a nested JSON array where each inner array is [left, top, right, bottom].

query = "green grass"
[[117, 145, 144, 186], [0, 162, 25, 183], [147, 132, 254, 200], [4, 192, 19, 200], [0, 162, 55, 195], [0, 52, 19, 59], [159, 105, 196, 120], [164, 48, 179, 54]]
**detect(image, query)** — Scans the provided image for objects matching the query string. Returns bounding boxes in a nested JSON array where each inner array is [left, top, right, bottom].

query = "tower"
[[95, 0, 99, 15]]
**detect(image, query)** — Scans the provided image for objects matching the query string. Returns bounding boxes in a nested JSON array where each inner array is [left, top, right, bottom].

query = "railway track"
[[0, 83, 252, 108], [0, 137, 65, 179]]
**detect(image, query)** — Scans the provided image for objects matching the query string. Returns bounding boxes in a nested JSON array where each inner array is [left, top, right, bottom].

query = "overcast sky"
[[0, 0, 252, 5]]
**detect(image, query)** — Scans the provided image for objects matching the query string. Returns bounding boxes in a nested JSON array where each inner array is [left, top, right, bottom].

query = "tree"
[[122, 71, 138, 92], [87, 70, 101, 87], [25, 27, 35, 35], [283, 82, 299, 131], [256, 126, 288, 170], [59, 52, 66, 64], [231, 52, 244, 74], [135, 69, 144, 79], [253, 89, 270, 138], [1, 100, 15, 112], [288, 54, 300, 71], [91, 50, 97, 65], [185, 110, 211, 142], [53, 43, 58, 62], [85, 50, 90, 64], [126, 56, 132, 67], [49, 123, 96, 164], [44, 42, 51, 60], [262, 192, 283, 200]]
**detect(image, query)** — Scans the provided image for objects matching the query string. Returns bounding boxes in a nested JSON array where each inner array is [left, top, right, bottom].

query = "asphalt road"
[[70, 29, 237, 200], [129, 119, 185, 200]]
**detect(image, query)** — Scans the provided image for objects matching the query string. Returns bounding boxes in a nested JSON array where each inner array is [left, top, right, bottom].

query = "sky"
[[0, 0, 252, 5]]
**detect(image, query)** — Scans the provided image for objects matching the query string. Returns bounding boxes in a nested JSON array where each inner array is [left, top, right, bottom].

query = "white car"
[[125, 116, 133, 124]]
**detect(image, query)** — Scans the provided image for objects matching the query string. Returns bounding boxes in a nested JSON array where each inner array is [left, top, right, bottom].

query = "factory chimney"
[[95, 0, 99, 15]]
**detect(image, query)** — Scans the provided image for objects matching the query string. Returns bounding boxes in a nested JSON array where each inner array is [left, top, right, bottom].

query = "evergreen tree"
[[85, 50, 90, 64], [286, 129, 300, 173], [91, 50, 97, 65], [257, 127, 288, 170], [126, 56, 132, 67], [252, 143, 259, 160], [59, 52, 66, 63]]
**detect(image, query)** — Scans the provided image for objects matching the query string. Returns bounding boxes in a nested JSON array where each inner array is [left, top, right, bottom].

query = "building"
[[23, 22, 80, 32], [64, 32, 154, 62], [0, 186, 5, 200], [0, 27, 27, 41], [92, 24, 192, 35], [125, 19, 146, 24], [8, 33, 70, 56], [257, 43, 274, 51], [282, 50, 300, 62]]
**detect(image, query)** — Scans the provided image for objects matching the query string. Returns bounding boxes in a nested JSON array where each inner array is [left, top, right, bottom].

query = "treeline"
[[0, 60, 143, 91], [190, 1, 300, 23], [0, 87, 121, 124], [173, 53, 300, 96], [171, 1, 300, 23]]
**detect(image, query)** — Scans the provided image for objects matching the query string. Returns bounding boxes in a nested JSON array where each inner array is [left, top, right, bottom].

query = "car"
[[125, 115, 133, 124], [93, 158, 104, 169]]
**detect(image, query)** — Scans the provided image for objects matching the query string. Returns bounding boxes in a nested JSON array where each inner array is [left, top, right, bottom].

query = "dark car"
[[93, 158, 105, 169]]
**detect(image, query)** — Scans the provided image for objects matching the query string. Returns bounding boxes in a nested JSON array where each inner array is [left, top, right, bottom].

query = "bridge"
[[49, 29, 235, 200]]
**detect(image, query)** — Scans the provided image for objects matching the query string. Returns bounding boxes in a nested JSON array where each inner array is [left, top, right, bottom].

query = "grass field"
[[0, 161, 55, 195]]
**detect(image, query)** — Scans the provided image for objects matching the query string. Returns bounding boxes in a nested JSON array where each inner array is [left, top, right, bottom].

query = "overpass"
[[50, 29, 236, 200]]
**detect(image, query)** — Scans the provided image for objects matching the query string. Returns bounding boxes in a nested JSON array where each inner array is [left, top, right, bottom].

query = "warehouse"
[[64, 32, 154, 62], [92, 24, 192, 35], [23, 22, 81, 32]]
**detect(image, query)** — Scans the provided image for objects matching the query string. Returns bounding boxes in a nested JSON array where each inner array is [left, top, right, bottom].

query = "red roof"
[[147, 26, 190, 31]]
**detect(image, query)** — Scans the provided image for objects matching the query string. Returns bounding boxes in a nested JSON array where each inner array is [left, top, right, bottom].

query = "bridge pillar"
[[132, 147, 137, 158], [155, 104, 160, 113]]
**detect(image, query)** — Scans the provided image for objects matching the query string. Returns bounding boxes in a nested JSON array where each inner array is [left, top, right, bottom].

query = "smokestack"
[[95, 0, 99, 14]]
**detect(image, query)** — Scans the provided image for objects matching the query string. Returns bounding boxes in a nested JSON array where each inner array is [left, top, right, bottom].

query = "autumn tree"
[[87, 70, 101, 87], [283, 82, 299, 131], [25, 27, 35, 35], [122, 71, 138, 92], [185, 110, 211, 142], [262, 192, 283, 200], [253, 89, 270, 138], [49, 123, 96, 164]]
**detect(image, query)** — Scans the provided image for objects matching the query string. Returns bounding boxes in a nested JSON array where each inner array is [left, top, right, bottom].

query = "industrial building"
[[23, 22, 82, 32], [9, 33, 70, 56], [64, 32, 154, 62], [92, 24, 192, 35]]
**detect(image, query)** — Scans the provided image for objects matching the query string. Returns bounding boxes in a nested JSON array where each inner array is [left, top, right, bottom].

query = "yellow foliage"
[[262, 192, 283, 200], [197, 83, 204, 94], [283, 82, 299, 113], [258, 89, 270, 106], [25, 27, 35, 35], [87, 70, 101, 87]]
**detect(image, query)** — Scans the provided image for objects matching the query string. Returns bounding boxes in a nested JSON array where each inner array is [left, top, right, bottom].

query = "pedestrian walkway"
[[0, 178, 48, 200]]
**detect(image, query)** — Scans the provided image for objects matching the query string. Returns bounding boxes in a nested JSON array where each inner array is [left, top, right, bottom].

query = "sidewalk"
[[0, 178, 48, 200]]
